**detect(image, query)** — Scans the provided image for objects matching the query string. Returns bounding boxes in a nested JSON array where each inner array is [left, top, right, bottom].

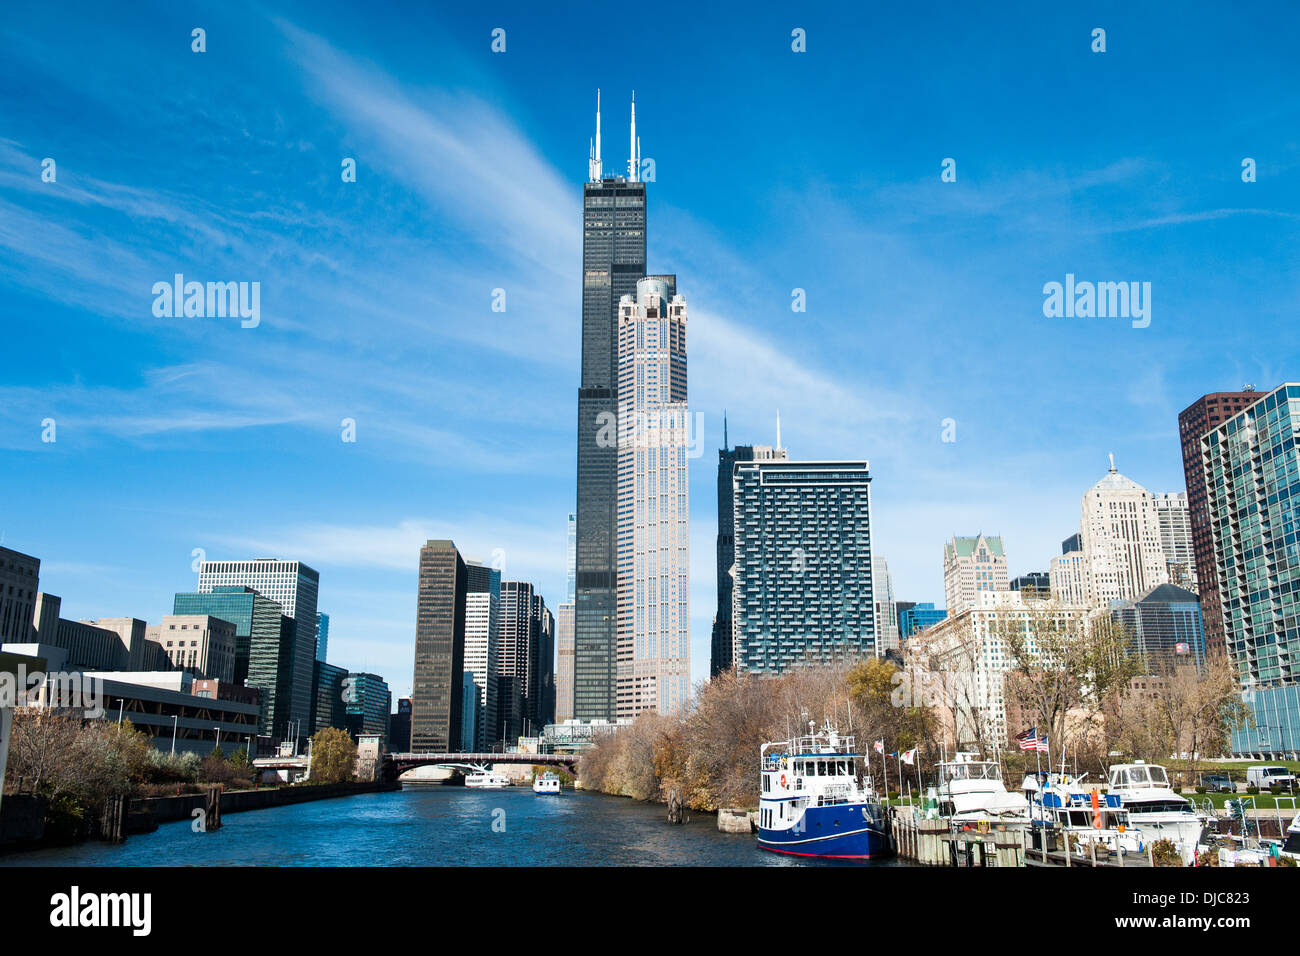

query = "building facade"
[[345, 671, 391, 743], [710, 433, 788, 676], [411, 540, 466, 752], [0, 547, 39, 644], [1153, 492, 1197, 592], [197, 559, 320, 731], [873, 555, 900, 654], [1179, 389, 1262, 656], [312, 660, 348, 735], [463, 561, 500, 751], [899, 602, 946, 640], [1202, 384, 1300, 698], [731, 459, 875, 673], [1108, 583, 1206, 672], [616, 276, 690, 718], [316, 611, 329, 663], [943, 534, 1009, 615], [147, 614, 237, 682]]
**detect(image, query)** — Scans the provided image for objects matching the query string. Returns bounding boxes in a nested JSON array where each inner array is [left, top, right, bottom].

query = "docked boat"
[[465, 765, 511, 789], [936, 752, 1030, 823], [1106, 761, 1205, 863], [758, 721, 891, 860], [1279, 812, 1300, 861], [1024, 773, 1144, 857], [533, 771, 562, 794]]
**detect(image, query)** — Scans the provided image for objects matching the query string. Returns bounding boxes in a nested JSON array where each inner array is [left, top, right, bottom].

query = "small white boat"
[[464, 764, 511, 789], [936, 752, 1030, 823], [533, 771, 562, 794], [1024, 772, 1144, 858]]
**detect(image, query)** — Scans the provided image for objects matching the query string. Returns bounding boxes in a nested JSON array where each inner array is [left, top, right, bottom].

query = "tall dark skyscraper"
[[412, 539, 467, 751], [1178, 389, 1261, 656], [574, 92, 646, 720]]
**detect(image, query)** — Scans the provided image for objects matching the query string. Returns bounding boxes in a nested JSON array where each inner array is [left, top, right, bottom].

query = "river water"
[[4, 786, 913, 866]]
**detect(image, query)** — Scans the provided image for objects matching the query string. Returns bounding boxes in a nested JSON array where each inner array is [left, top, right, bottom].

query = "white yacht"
[[1106, 761, 1205, 863], [936, 752, 1030, 823], [465, 765, 511, 789], [533, 771, 562, 794]]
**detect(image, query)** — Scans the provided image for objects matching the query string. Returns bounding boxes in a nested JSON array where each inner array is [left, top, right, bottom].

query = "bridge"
[[382, 751, 579, 782]]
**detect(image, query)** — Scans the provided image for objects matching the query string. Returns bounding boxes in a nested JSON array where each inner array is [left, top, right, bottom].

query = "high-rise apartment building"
[[943, 535, 1009, 615], [1179, 389, 1262, 655], [412, 540, 466, 752], [197, 559, 319, 731], [615, 276, 690, 717], [463, 561, 500, 751], [1153, 492, 1197, 592], [574, 94, 648, 722], [731, 459, 875, 673], [1202, 384, 1300, 695], [557, 514, 576, 722], [711, 432, 788, 676]]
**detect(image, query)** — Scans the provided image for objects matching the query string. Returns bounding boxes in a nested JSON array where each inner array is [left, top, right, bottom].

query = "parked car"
[[1202, 774, 1235, 793], [1246, 766, 1298, 792]]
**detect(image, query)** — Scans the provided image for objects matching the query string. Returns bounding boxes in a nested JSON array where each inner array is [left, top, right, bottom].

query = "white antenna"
[[628, 91, 638, 182], [1108, 451, 1116, 473], [589, 89, 603, 181]]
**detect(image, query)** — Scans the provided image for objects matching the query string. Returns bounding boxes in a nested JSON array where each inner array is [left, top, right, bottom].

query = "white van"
[[1246, 765, 1297, 791]]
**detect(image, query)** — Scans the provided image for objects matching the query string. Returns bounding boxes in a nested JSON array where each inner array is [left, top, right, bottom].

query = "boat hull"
[[757, 805, 892, 859]]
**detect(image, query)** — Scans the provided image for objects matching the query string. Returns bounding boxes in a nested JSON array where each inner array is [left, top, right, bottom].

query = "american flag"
[[1015, 728, 1039, 752], [1036, 734, 1049, 753]]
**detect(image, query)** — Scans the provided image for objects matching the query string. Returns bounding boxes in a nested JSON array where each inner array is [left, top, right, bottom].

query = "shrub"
[[1150, 838, 1183, 867]]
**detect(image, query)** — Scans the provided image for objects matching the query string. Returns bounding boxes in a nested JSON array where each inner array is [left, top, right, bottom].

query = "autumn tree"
[[309, 727, 357, 784]]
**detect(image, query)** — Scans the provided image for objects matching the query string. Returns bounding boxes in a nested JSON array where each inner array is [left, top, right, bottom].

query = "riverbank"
[[0, 780, 399, 855]]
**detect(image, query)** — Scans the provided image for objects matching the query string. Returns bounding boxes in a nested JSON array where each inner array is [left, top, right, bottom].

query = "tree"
[[309, 728, 357, 784]]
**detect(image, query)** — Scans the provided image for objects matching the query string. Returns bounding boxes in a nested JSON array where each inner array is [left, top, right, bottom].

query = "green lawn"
[[1192, 791, 1300, 811]]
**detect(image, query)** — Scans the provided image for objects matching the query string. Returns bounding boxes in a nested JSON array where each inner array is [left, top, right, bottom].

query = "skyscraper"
[[1076, 457, 1169, 606], [1153, 492, 1197, 592], [872, 555, 900, 654], [197, 559, 319, 733], [412, 540, 466, 752], [1109, 583, 1206, 672], [574, 93, 647, 721], [462, 561, 499, 751], [711, 429, 787, 676], [1202, 384, 1300, 695], [731, 459, 875, 673], [316, 611, 330, 662], [616, 276, 690, 717], [943, 534, 1009, 615], [1179, 389, 1262, 655]]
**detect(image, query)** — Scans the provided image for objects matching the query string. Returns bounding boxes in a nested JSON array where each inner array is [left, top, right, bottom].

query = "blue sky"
[[2, 1, 1298, 699]]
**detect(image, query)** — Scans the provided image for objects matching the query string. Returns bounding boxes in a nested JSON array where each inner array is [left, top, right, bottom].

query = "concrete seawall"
[[134, 780, 400, 826]]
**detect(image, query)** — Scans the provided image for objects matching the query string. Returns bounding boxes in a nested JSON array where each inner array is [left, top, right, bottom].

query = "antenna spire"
[[723, 410, 729, 451], [589, 89, 603, 181], [629, 91, 638, 182], [1108, 452, 1116, 473]]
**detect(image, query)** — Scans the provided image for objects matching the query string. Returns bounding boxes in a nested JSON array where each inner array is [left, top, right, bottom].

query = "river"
[[4, 786, 914, 866]]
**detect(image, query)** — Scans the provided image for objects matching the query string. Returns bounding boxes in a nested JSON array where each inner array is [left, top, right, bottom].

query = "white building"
[[873, 555, 900, 653], [462, 588, 498, 751], [1049, 549, 1090, 606], [1153, 492, 1197, 593], [916, 590, 1091, 747], [1072, 456, 1169, 607], [943, 534, 1009, 615], [615, 277, 690, 718]]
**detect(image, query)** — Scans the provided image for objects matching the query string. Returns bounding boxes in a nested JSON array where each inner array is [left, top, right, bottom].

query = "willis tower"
[[574, 91, 646, 719]]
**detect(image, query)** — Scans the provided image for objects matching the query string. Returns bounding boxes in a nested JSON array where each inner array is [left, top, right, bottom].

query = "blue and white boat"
[[758, 722, 892, 860]]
